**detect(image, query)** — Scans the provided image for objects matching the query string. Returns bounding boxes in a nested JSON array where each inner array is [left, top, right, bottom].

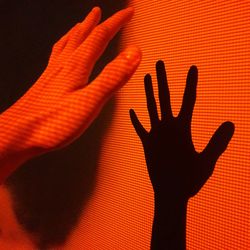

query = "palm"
[[130, 61, 234, 199], [145, 118, 198, 197]]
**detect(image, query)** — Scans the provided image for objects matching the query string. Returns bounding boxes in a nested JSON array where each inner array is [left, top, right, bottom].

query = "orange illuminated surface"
[[0, 2, 248, 250], [65, 1, 249, 249]]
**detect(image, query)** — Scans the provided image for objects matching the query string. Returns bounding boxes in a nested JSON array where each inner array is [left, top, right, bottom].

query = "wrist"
[[154, 193, 188, 217], [151, 194, 188, 250], [0, 111, 41, 184], [0, 145, 41, 184], [154, 190, 189, 205]]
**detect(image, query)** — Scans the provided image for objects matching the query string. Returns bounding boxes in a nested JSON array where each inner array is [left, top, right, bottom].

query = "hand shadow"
[[130, 60, 235, 249]]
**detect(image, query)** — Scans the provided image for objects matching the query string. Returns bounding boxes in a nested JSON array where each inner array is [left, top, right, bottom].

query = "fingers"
[[84, 45, 141, 98], [47, 26, 75, 67], [62, 7, 101, 54], [178, 65, 198, 124], [68, 7, 135, 82], [50, 32, 70, 59], [144, 74, 159, 127], [130, 109, 147, 141], [48, 7, 101, 68], [156, 60, 172, 121], [66, 46, 141, 139], [201, 121, 235, 168]]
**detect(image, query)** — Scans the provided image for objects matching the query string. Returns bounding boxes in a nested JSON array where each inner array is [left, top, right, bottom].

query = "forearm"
[[0, 150, 25, 184], [151, 195, 188, 250]]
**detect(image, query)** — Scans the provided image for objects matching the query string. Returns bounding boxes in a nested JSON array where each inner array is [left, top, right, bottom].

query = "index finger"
[[178, 65, 198, 124], [66, 7, 134, 80]]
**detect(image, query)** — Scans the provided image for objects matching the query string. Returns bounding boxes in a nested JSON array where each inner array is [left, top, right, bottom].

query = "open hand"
[[0, 7, 141, 183], [130, 60, 234, 200]]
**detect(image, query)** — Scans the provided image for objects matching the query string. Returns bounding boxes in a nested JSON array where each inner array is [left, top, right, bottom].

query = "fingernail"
[[92, 6, 101, 13], [123, 46, 142, 64], [124, 7, 135, 13]]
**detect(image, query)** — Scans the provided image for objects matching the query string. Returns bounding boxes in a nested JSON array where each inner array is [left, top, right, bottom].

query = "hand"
[[130, 60, 234, 200], [0, 7, 141, 183]]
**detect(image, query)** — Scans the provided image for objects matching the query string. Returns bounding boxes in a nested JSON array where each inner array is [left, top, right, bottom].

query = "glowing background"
[[63, 1, 249, 249]]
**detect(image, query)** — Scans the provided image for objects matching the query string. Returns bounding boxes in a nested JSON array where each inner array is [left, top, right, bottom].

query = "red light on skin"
[[0, 7, 141, 185]]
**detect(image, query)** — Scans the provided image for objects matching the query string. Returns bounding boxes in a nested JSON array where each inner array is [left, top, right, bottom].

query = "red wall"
[[64, 1, 249, 249]]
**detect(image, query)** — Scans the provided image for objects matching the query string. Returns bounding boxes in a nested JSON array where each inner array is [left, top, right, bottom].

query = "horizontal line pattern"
[[66, 1, 249, 249]]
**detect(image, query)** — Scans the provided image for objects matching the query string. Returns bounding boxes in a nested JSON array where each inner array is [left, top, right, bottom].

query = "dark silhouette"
[[130, 60, 235, 250]]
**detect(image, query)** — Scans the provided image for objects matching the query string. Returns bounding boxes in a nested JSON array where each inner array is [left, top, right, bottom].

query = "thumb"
[[202, 121, 235, 166], [129, 109, 147, 141], [84, 46, 142, 104]]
